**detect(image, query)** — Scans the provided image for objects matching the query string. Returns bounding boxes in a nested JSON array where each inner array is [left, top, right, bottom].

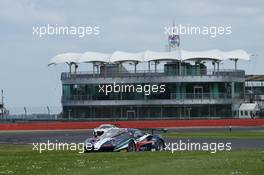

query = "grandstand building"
[[49, 33, 251, 120], [245, 75, 264, 116]]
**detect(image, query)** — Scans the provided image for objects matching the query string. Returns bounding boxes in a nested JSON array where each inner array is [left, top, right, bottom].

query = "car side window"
[[146, 135, 153, 141], [134, 130, 143, 138]]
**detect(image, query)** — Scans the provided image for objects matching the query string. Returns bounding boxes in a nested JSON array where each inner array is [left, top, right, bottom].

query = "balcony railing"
[[61, 69, 245, 80], [62, 93, 231, 102]]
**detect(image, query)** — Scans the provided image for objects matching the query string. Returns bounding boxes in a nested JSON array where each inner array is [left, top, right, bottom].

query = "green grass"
[[0, 145, 263, 175], [162, 131, 264, 139]]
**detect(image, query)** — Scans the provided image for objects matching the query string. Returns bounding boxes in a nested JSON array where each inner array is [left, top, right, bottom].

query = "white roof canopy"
[[181, 49, 223, 61], [221, 49, 251, 61], [110, 51, 144, 62], [78, 52, 110, 63], [49, 49, 251, 65], [144, 50, 181, 61], [49, 52, 82, 65], [239, 103, 259, 111]]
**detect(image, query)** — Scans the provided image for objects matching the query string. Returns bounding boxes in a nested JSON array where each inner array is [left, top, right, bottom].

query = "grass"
[[162, 131, 264, 139], [0, 145, 263, 175]]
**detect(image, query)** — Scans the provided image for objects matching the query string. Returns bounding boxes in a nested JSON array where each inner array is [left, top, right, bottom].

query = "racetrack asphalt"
[[0, 126, 263, 149]]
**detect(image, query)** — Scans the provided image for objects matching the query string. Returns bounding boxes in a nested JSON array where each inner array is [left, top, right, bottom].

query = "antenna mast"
[[168, 19, 180, 50]]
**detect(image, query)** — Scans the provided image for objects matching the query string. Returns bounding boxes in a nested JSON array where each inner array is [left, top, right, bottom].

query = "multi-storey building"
[[50, 33, 250, 120]]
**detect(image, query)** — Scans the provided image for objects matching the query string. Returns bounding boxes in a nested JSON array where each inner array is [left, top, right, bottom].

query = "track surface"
[[0, 127, 264, 149]]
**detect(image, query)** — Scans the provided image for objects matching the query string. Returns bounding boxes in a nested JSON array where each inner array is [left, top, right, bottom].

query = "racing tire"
[[155, 140, 164, 151], [127, 141, 136, 152]]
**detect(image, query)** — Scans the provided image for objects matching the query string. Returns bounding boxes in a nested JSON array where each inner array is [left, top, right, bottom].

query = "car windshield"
[[99, 125, 113, 129], [100, 128, 125, 139], [133, 129, 144, 137]]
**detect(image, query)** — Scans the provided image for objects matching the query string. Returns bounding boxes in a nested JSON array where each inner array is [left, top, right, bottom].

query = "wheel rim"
[[157, 141, 163, 151], [128, 142, 135, 152]]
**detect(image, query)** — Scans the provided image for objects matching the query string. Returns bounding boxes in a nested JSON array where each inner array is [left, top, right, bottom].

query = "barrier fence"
[[0, 119, 264, 130], [1, 106, 264, 122], [0, 106, 61, 120]]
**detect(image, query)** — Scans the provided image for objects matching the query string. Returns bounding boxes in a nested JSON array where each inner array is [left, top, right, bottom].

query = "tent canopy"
[[78, 52, 110, 63], [49, 52, 82, 65], [110, 51, 144, 62], [49, 49, 251, 65], [181, 49, 223, 61], [144, 50, 181, 62], [239, 103, 259, 111]]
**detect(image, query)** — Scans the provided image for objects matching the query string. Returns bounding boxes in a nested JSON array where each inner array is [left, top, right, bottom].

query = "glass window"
[[245, 111, 248, 116], [63, 85, 71, 96]]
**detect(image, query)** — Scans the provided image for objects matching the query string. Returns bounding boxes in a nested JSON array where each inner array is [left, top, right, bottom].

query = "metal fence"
[[62, 93, 231, 102], [0, 106, 61, 121]]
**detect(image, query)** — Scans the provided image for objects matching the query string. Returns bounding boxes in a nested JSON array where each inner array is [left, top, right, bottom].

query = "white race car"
[[93, 124, 118, 136], [84, 128, 165, 152]]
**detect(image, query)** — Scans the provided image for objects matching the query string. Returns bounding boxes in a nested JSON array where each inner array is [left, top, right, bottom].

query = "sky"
[[0, 0, 263, 111]]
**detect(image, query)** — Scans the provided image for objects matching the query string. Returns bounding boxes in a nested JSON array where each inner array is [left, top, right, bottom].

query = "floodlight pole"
[[24, 107, 27, 118], [47, 106, 50, 115]]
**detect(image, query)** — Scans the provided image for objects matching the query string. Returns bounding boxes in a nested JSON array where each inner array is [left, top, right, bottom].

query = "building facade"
[[50, 33, 250, 120], [245, 75, 264, 117], [60, 61, 245, 120]]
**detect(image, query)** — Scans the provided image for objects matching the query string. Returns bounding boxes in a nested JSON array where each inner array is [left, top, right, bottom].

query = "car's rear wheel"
[[127, 141, 136, 152], [155, 140, 164, 151]]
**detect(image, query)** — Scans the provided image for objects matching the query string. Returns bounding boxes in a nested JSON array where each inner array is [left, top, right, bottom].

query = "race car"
[[84, 128, 165, 152], [93, 124, 118, 136]]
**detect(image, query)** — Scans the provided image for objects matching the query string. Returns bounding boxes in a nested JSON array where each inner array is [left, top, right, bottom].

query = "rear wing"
[[141, 128, 168, 135]]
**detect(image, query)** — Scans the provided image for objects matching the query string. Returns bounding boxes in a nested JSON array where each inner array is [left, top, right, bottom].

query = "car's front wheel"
[[127, 141, 136, 152]]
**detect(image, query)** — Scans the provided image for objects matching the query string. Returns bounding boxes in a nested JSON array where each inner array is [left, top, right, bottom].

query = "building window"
[[245, 111, 248, 116], [240, 111, 243, 116]]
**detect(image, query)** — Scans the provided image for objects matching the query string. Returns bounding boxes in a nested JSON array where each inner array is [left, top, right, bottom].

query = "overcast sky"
[[0, 0, 263, 110]]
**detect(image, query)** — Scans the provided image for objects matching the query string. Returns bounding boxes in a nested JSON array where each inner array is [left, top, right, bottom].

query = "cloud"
[[0, 0, 264, 107], [0, 0, 66, 24]]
